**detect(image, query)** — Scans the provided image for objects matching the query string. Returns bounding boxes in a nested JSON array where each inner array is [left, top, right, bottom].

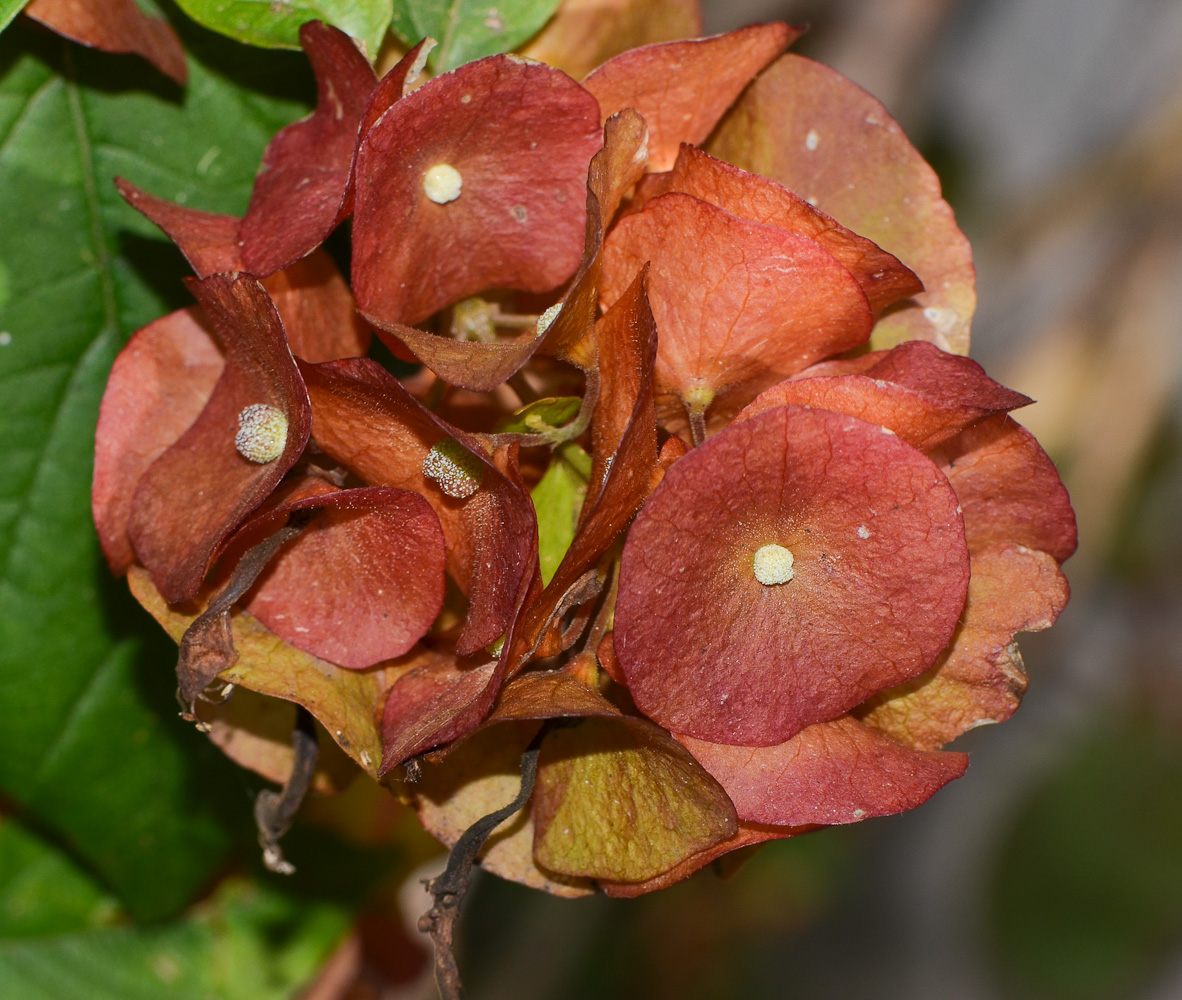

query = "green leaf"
[[531, 442, 589, 585], [390, 0, 564, 72], [174, 0, 393, 57], [0, 1, 24, 36], [0, 19, 311, 918], [493, 395, 581, 436], [0, 876, 349, 1000], [0, 819, 121, 939]]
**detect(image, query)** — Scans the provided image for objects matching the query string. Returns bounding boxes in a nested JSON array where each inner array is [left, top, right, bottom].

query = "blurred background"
[[446, 2, 1182, 999]]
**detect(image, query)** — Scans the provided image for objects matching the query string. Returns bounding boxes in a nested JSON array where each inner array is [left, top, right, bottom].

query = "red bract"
[[94, 14, 1075, 903], [614, 403, 970, 746], [352, 55, 602, 328]]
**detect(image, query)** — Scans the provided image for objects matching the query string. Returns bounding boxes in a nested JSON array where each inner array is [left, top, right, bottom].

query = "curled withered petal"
[[298, 357, 537, 655], [239, 21, 377, 276], [115, 178, 241, 277], [584, 22, 801, 171], [26, 0, 187, 85], [646, 144, 924, 315], [127, 273, 311, 603], [857, 543, 1070, 750], [601, 191, 873, 424], [93, 307, 223, 575], [738, 341, 1032, 451], [932, 414, 1077, 563]]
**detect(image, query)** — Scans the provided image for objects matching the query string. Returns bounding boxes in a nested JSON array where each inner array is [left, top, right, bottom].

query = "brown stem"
[[254, 707, 319, 875], [418, 728, 547, 999]]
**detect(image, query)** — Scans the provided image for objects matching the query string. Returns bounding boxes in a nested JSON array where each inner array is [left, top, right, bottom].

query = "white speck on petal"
[[753, 544, 795, 586], [857, 525, 870, 540], [235, 404, 287, 463], [423, 438, 484, 498], [851, 808, 867, 820], [805, 129, 820, 151], [536, 301, 562, 335], [423, 163, 462, 204]]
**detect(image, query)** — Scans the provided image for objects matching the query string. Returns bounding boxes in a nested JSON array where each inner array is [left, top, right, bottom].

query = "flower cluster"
[[94, 17, 1075, 895]]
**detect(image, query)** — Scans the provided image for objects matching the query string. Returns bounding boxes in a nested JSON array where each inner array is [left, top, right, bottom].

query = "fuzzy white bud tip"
[[424, 163, 462, 204], [423, 437, 484, 498], [235, 404, 287, 464], [536, 301, 562, 336], [753, 544, 795, 586]]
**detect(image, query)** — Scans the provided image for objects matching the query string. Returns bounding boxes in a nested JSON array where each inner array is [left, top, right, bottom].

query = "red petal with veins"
[[227, 480, 446, 668], [353, 55, 602, 326], [737, 342, 1031, 451], [93, 307, 223, 574], [657, 144, 922, 314], [298, 357, 537, 654], [615, 405, 969, 746], [239, 22, 377, 276], [127, 273, 311, 603], [115, 179, 241, 277], [678, 715, 967, 826], [26, 0, 186, 85], [584, 23, 800, 171], [709, 54, 975, 353], [601, 192, 872, 421], [932, 414, 1077, 563]]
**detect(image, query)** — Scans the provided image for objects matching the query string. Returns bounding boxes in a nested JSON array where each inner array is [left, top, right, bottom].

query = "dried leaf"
[[129, 566, 396, 777], [198, 687, 358, 793], [413, 722, 594, 896], [532, 716, 737, 882]]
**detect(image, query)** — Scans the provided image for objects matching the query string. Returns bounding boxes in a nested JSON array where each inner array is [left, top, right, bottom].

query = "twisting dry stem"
[[254, 707, 319, 875], [176, 515, 311, 714], [419, 728, 547, 999]]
